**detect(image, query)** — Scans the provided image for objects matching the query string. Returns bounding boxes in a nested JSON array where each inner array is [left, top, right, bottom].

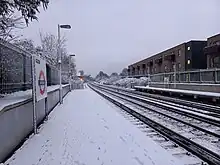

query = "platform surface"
[[5, 87, 184, 165]]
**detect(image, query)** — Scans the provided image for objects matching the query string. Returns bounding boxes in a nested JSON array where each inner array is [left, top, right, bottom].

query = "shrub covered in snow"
[[113, 77, 150, 88]]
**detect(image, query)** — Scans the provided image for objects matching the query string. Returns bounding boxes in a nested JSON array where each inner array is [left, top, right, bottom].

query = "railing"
[[128, 68, 220, 84], [0, 39, 61, 94]]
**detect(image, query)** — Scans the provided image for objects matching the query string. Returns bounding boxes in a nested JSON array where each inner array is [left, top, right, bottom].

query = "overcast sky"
[[19, 0, 220, 76]]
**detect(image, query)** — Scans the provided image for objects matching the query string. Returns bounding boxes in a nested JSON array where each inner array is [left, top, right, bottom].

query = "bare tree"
[[39, 32, 68, 66], [39, 32, 76, 82], [79, 70, 84, 76], [120, 68, 128, 76], [39, 32, 58, 66]]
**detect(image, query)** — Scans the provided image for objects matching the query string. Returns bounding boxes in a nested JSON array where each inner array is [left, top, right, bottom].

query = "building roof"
[[207, 33, 220, 40], [128, 40, 207, 67]]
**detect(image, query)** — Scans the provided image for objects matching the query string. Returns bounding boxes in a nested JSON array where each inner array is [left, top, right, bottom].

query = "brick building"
[[204, 34, 220, 68], [128, 40, 207, 76]]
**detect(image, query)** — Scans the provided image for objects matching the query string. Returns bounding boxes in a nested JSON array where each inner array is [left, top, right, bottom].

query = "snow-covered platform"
[[134, 86, 220, 99], [5, 87, 184, 165]]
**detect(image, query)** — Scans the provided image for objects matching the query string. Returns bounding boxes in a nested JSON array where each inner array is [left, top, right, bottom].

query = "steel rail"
[[94, 85, 220, 139], [100, 84, 220, 114], [94, 84, 220, 127]]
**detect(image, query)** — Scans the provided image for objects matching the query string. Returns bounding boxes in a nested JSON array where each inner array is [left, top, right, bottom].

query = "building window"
[[187, 59, 191, 65], [178, 63, 181, 70], [187, 46, 190, 51], [172, 65, 176, 72], [165, 65, 167, 70], [178, 49, 181, 56], [213, 56, 220, 68], [215, 41, 220, 45]]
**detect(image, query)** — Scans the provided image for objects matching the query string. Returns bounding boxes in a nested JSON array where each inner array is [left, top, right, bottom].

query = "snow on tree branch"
[[0, 0, 49, 40], [0, 14, 25, 41]]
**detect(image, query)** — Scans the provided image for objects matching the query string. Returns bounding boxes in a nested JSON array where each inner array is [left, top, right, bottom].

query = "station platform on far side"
[[5, 87, 184, 165], [134, 85, 220, 101]]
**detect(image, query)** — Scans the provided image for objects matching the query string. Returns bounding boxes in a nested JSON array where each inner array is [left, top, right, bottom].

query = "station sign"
[[34, 55, 47, 101]]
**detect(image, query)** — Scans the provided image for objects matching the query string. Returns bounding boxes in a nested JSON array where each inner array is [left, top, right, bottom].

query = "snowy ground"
[[0, 85, 68, 112], [4, 86, 184, 165]]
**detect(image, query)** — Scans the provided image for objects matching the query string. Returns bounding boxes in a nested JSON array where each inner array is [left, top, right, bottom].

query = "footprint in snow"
[[119, 136, 126, 143], [134, 157, 144, 165]]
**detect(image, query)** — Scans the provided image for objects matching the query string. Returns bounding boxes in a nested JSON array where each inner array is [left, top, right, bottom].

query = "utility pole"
[[57, 24, 71, 104]]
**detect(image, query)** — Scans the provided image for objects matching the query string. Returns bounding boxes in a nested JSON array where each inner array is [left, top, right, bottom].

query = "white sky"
[[19, 0, 220, 76]]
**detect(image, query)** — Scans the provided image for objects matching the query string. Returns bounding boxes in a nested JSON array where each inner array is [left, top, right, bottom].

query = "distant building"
[[204, 34, 220, 68], [128, 40, 207, 76]]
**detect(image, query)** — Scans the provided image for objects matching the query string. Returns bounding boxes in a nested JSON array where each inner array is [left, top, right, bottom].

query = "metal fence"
[[0, 39, 60, 94], [129, 68, 220, 84]]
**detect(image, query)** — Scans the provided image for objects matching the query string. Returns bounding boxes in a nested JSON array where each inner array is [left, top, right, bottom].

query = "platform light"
[[58, 24, 71, 104]]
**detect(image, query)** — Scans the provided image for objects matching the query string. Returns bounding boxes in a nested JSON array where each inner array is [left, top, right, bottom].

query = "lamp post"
[[58, 24, 71, 104], [69, 54, 75, 91]]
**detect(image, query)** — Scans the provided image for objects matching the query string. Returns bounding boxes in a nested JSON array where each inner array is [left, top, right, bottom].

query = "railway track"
[[96, 84, 220, 127], [89, 83, 220, 165], [100, 84, 220, 117]]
